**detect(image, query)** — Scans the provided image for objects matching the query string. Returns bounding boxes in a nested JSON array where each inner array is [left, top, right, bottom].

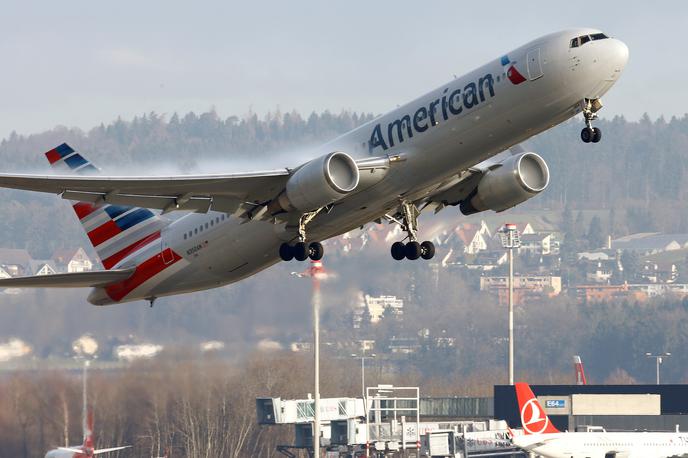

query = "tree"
[[586, 215, 606, 250]]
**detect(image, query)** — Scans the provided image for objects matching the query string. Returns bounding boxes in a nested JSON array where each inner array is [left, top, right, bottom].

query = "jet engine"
[[460, 152, 549, 215], [271, 151, 360, 213]]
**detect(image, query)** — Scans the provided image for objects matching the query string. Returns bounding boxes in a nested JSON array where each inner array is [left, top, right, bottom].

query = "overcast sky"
[[1, 1, 685, 138]]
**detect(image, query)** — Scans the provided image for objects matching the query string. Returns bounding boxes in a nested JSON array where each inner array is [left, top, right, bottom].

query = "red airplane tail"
[[83, 408, 95, 450], [514, 382, 560, 435], [574, 355, 588, 385]]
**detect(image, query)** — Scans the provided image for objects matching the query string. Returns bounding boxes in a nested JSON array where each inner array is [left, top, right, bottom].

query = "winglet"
[[514, 382, 560, 435]]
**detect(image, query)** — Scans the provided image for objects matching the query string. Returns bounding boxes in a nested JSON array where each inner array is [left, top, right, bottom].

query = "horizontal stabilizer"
[[0, 268, 135, 288], [94, 445, 132, 454]]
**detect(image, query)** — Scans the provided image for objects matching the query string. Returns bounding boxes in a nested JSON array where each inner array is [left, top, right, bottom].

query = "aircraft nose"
[[610, 38, 629, 72]]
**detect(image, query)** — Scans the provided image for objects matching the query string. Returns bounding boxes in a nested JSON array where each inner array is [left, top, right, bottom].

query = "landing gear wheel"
[[405, 241, 421, 260], [279, 243, 294, 261], [293, 242, 309, 261], [581, 127, 593, 143], [591, 127, 602, 143], [421, 241, 435, 260], [391, 242, 406, 260], [308, 242, 324, 260]]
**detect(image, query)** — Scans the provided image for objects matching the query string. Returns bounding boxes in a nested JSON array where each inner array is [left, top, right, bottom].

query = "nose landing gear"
[[387, 201, 435, 261], [580, 98, 603, 143]]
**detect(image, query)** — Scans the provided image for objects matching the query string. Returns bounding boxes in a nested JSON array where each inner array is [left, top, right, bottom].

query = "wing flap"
[[0, 268, 135, 288]]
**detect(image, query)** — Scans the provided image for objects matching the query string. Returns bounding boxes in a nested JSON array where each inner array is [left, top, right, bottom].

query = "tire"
[[308, 242, 324, 260], [405, 241, 421, 260], [391, 242, 406, 260], [592, 127, 602, 143], [279, 243, 294, 261], [421, 241, 435, 260], [293, 242, 309, 261], [581, 127, 593, 143]]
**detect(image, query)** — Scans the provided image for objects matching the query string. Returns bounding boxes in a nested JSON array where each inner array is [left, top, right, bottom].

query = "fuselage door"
[[161, 233, 175, 265], [527, 48, 544, 80]]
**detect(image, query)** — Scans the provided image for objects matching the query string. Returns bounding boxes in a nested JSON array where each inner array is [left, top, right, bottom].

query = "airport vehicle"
[[0, 28, 628, 305], [511, 382, 688, 458], [45, 362, 129, 457]]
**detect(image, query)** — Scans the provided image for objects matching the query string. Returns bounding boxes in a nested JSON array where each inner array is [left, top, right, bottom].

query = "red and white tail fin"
[[44, 143, 170, 270], [514, 382, 560, 435], [574, 355, 587, 385]]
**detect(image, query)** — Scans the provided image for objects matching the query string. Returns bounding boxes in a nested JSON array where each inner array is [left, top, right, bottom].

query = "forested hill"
[[0, 111, 687, 257]]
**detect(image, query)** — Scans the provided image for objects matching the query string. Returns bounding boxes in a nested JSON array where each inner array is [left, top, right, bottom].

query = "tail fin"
[[44, 143, 169, 270], [514, 382, 560, 435], [574, 355, 587, 385]]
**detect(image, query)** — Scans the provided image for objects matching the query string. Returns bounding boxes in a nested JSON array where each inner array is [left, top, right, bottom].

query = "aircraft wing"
[[0, 169, 291, 214], [0, 268, 135, 288]]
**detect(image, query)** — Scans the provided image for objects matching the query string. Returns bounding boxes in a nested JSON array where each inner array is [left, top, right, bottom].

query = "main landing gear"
[[279, 208, 325, 262], [580, 98, 603, 144], [387, 201, 435, 261], [279, 241, 324, 261]]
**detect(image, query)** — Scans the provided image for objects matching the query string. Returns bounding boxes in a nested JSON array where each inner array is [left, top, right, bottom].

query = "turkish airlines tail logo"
[[501, 55, 527, 85], [515, 383, 560, 435]]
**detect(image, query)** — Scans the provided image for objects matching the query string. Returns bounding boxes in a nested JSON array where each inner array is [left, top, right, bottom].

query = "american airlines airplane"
[[0, 28, 628, 305], [511, 382, 688, 458]]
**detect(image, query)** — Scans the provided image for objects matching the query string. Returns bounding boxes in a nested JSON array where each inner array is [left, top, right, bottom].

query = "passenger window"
[[184, 233, 187, 240], [570, 37, 579, 48], [194, 228, 198, 235], [210, 219, 214, 226], [580, 35, 591, 45], [205, 222, 209, 230]]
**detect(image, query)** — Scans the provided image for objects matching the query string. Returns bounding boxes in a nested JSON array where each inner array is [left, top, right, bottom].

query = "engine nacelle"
[[460, 152, 549, 215], [274, 151, 360, 213]]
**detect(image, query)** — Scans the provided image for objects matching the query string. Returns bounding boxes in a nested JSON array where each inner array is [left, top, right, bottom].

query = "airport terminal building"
[[495, 384, 688, 432]]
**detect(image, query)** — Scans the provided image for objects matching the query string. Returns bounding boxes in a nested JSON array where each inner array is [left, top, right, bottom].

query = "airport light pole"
[[499, 223, 520, 385], [292, 260, 328, 457], [352, 351, 375, 458], [645, 352, 671, 384]]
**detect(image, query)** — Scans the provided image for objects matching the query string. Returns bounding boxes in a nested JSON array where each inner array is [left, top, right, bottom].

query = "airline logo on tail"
[[515, 382, 560, 435], [501, 55, 527, 85]]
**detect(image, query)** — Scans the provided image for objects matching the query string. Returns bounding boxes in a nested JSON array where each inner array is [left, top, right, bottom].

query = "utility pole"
[[500, 223, 520, 385]]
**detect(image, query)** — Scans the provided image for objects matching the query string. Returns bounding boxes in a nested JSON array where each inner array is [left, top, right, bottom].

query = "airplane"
[[511, 382, 688, 458], [45, 361, 130, 458], [0, 28, 628, 305]]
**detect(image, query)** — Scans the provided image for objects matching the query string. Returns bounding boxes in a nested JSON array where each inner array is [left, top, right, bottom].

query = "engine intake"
[[460, 152, 549, 215], [272, 151, 360, 213]]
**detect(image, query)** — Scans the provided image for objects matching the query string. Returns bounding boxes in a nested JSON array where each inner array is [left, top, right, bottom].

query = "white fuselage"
[[87, 28, 628, 304], [514, 431, 688, 458]]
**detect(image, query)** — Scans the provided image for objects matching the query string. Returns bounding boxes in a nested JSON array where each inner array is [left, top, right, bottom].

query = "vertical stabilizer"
[[44, 143, 170, 270], [574, 355, 587, 385], [514, 382, 560, 435]]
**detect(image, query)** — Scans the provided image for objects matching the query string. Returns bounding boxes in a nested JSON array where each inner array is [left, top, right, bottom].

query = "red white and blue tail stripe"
[[45, 143, 170, 271]]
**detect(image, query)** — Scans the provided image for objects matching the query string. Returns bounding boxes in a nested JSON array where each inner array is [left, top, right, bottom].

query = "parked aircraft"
[[45, 361, 129, 457], [0, 29, 628, 305], [511, 382, 688, 458]]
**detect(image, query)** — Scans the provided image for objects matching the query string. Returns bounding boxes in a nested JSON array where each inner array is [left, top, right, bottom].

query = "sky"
[[1, 1, 686, 138]]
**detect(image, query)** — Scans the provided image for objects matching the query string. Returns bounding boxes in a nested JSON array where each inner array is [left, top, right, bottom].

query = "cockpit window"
[[570, 33, 609, 48], [590, 33, 609, 41]]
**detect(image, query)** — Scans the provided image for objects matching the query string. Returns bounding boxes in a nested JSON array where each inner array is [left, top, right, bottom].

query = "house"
[[29, 260, 57, 276], [451, 221, 491, 255], [352, 293, 404, 327], [519, 233, 554, 255], [52, 247, 93, 272], [611, 233, 688, 255], [640, 261, 678, 284], [0, 248, 32, 277], [480, 275, 562, 305]]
